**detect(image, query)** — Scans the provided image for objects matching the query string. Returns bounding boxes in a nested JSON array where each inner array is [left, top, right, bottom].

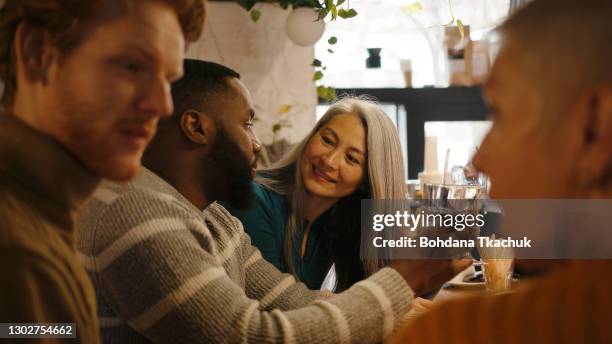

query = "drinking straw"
[[442, 148, 451, 185]]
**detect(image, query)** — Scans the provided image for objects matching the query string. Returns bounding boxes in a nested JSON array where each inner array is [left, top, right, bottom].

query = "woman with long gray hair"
[[226, 96, 406, 291]]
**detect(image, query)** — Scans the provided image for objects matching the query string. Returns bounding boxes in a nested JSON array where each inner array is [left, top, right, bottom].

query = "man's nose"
[[137, 78, 173, 119]]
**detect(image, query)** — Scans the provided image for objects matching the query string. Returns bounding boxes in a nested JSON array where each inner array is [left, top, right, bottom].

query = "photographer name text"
[[372, 236, 532, 248]]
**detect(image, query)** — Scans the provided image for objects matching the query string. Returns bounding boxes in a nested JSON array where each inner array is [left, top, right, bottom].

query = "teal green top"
[[223, 182, 332, 290]]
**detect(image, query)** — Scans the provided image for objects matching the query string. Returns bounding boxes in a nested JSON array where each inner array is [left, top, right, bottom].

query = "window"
[[424, 121, 492, 172], [315, 0, 509, 88]]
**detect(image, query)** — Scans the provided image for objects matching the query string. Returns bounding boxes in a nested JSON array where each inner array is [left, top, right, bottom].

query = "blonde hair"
[[257, 96, 406, 285]]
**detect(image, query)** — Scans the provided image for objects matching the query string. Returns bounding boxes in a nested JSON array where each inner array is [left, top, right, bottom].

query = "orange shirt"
[[392, 260, 612, 343]]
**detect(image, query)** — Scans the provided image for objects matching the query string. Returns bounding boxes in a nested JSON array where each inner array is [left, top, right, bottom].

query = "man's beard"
[[204, 126, 254, 210]]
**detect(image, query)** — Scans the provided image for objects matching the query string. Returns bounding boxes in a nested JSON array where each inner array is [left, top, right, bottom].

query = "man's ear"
[[14, 22, 55, 83], [575, 85, 612, 191], [180, 110, 215, 146]]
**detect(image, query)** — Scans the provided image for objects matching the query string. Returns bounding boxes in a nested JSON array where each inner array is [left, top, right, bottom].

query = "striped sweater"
[[76, 168, 414, 343]]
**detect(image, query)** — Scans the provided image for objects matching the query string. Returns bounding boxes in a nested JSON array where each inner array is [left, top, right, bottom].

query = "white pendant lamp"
[[285, 7, 325, 47]]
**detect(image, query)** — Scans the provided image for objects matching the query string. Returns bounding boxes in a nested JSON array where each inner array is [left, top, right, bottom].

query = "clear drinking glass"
[[422, 147, 488, 207], [480, 258, 514, 293], [446, 147, 488, 197]]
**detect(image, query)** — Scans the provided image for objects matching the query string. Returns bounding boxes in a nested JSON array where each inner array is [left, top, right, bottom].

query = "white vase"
[[285, 7, 325, 47]]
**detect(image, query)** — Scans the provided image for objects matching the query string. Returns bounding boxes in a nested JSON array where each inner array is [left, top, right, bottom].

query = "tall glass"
[[480, 258, 514, 293]]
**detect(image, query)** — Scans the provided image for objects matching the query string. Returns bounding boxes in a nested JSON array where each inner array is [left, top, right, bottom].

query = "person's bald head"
[[495, 0, 612, 126], [473, 0, 612, 199]]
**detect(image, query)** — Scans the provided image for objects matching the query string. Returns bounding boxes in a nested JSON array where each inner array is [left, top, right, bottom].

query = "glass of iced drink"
[[481, 258, 513, 293]]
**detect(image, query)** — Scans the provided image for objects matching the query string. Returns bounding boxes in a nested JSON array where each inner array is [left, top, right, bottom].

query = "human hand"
[[412, 297, 434, 313], [388, 258, 472, 296]]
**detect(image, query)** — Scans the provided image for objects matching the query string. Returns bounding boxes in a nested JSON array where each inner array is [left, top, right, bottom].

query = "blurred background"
[[187, 0, 521, 178]]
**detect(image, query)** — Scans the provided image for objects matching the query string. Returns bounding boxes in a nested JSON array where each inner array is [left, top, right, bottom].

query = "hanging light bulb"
[[285, 7, 325, 47]]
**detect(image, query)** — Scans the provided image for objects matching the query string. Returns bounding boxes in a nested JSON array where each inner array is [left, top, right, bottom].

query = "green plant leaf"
[[316, 86, 326, 98], [330, 5, 338, 20], [237, 0, 257, 11], [250, 9, 261, 22], [400, 2, 423, 15], [338, 8, 358, 19], [336, 0, 346, 6], [317, 85, 337, 101], [456, 19, 465, 41], [316, 8, 328, 21], [327, 48, 334, 53], [311, 59, 322, 67], [326, 0, 333, 10], [328, 36, 337, 45], [313, 71, 324, 81]]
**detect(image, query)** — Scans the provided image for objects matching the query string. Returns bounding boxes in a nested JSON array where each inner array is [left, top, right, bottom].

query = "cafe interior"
[[0, 0, 610, 343]]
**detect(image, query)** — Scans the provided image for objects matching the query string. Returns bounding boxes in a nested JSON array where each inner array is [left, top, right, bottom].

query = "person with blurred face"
[[77, 60, 463, 343], [0, 0, 204, 341], [392, 0, 611, 342]]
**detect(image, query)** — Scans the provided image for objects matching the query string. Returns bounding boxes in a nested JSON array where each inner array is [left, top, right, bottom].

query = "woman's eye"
[[346, 154, 359, 164], [245, 121, 254, 130], [320, 134, 333, 145]]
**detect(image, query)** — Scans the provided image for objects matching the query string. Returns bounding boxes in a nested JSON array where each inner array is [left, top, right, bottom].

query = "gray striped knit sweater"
[[76, 168, 414, 343]]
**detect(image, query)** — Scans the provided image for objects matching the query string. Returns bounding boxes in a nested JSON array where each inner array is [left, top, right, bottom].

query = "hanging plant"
[[401, 0, 466, 40], [236, 0, 359, 101], [286, 7, 326, 46], [237, 1, 357, 23]]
